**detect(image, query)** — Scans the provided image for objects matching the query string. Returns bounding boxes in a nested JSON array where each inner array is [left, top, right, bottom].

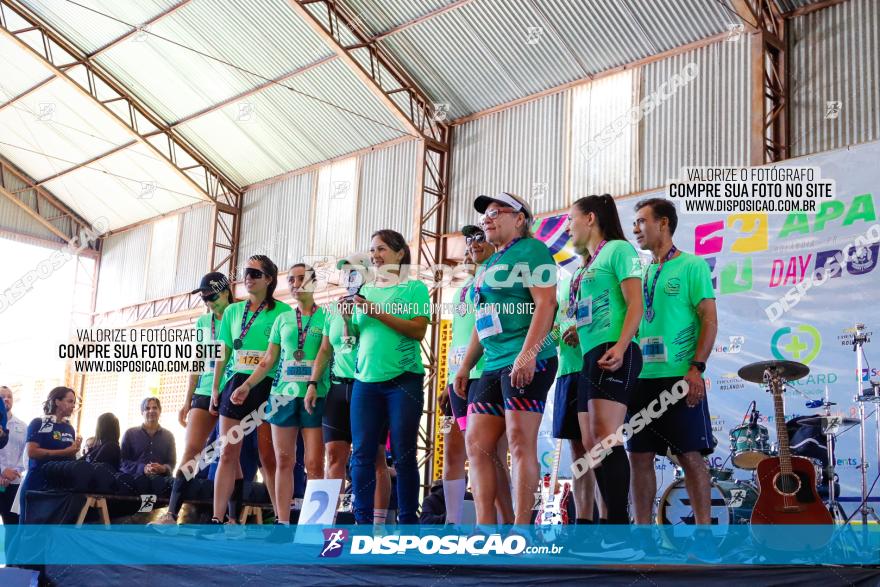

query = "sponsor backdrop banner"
[[533, 140, 880, 515]]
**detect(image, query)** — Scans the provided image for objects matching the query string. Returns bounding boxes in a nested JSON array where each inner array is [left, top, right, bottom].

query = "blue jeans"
[[351, 372, 424, 524]]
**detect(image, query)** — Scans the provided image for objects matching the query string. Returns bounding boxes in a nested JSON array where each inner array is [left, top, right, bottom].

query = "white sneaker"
[[148, 512, 180, 536]]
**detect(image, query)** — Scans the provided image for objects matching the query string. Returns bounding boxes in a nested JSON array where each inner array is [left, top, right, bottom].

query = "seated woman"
[[82, 413, 121, 470]]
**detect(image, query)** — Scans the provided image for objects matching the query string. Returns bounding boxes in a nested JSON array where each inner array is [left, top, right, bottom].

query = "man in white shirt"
[[0, 386, 27, 524]]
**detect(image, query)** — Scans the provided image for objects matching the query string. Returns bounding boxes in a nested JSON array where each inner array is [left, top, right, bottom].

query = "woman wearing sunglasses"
[[454, 192, 558, 527], [566, 194, 643, 525], [208, 255, 291, 532], [309, 255, 392, 529], [442, 225, 513, 526], [235, 263, 329, 538], [151, 272, 234, 532], [346, 229, 429, 525]]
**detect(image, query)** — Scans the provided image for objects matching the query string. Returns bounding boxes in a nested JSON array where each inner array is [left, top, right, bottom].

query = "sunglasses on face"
[[201, 292, 220, 303], [244, 268, 265, 280], [465, 233, 486, 246]]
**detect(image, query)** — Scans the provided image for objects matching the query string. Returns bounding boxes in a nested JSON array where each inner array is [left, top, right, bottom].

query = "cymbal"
[[738, 360, 809, 384], [799, 415, 861, 428]]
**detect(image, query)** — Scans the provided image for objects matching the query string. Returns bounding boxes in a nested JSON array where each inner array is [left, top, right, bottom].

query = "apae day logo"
[[771, 324, 822, 365]]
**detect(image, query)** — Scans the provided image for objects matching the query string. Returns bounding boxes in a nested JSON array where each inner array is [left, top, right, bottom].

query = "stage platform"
[[25, 563, 880, 586]]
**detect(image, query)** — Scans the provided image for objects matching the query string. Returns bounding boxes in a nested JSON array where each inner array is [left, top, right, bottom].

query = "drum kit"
[[658, 324, 880, 548]]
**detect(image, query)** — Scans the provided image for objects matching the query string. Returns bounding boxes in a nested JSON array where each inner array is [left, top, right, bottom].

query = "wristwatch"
[[689, 360, 706, 373], [307, 380, 318, 387]]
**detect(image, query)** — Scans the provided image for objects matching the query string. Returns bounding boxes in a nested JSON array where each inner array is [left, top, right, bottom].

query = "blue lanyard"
[[470, 238, 521, 305], [643, 245, 678, 322]]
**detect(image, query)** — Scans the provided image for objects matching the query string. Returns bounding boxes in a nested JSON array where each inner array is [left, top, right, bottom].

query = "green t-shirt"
[[474, 238, 558, 372], [639, 251, 715, 378], [193, 313, 231, 396], [322, 306, 358, 380], [219, 299, 292, 379], [269, 306, 330, 398], [354, 279, 430, 383], [576, 240, 643, 355], [448, 283, 485, 381], [555, 274, 583, 377]]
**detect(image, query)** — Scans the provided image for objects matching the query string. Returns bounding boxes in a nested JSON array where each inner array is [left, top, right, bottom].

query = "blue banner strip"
[[2, 524, 879, 566]]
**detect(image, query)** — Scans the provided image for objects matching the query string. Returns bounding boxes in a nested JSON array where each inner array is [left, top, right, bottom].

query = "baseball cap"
[[461, 225, 485, 238], [191, 272, 230, 295], [473, 191, 533, 220]]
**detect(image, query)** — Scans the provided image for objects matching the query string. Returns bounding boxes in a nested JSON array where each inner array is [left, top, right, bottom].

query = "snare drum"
[[729, 424, 772, 470]]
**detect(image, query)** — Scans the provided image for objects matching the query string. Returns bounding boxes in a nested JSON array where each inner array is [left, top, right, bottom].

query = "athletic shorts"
[[626, 376, 714, 456], [577, 341, 642, 411], [218, 372, 273, 421], [190, 393, 211, 411], [552, 372, 581, 440], [469, 356, 558, 417], [443, 380, 475, 431], [266, 396, 325, 429], [323, 378, 354, 443]]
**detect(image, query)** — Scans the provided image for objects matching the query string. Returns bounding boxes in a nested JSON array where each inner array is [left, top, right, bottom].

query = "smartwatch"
[[689, 360, 706, 373]]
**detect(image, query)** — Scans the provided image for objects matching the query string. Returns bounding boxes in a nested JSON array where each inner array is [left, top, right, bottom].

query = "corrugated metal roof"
[[94, 0, 334, 122], [0, 77, 135, 180], [569, 70, 637, 198], [0, 173, 65, 243], [369, 0, 734, 119], [239, 170, 316, 272], [18, 0, 176, 54], [312, 157, 359, 258], [41, 141, 209, 229], [450, 91, 566, 228], [358, 139, 419, 244], [789, 0, 880, 157], [176, 58, 408, 186], [338, 0, 457, 35], [639, 36, 751, 190], [0, 31, 53, 102], [94, 222, 151, 311]]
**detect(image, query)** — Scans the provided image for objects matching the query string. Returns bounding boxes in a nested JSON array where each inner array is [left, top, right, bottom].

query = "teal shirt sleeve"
[[612, 241, 643, 283], [269, 313, 283, 345], [410, 280, 431, 318], [688, 257, 716, 307], [219, 304, 234, 349]]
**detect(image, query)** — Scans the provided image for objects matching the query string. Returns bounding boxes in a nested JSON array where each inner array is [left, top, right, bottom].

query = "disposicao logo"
[[319, 528, 348, 558]]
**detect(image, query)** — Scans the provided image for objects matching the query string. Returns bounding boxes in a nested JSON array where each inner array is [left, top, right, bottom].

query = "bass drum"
[[657, 478, 758, 550]]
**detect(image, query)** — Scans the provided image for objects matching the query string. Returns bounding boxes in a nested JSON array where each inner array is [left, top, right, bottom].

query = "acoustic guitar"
[[751, 366, 833, 550]]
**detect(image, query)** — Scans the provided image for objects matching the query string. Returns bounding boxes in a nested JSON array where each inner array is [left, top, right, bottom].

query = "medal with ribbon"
[[643, 245, 678, 323], [233, 300, 266, 350]]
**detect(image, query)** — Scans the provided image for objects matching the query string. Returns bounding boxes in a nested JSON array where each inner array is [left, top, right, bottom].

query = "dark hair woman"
[[151, 271, 235, 533], [566, 194, 644, 525], [207, 255, 292, 535], [453, 192, 558, 527], [20, 386, 80, 522], [309, 256, 392, 529], [82, 412, 121, 469], [344, 229, 429, 525]]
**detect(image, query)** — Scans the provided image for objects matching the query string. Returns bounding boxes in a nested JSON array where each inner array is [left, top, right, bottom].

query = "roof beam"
[[783, 0, 850, 18], [0, 76, 54, 112], [287, 0, 448, 148], [35, 140, 137, 186], [85, 0, 192, 58], [0, 0, 241, 208], [373, 0, 473, 41], [153, 55, 336, 132], [0, 155, 99, 249]]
